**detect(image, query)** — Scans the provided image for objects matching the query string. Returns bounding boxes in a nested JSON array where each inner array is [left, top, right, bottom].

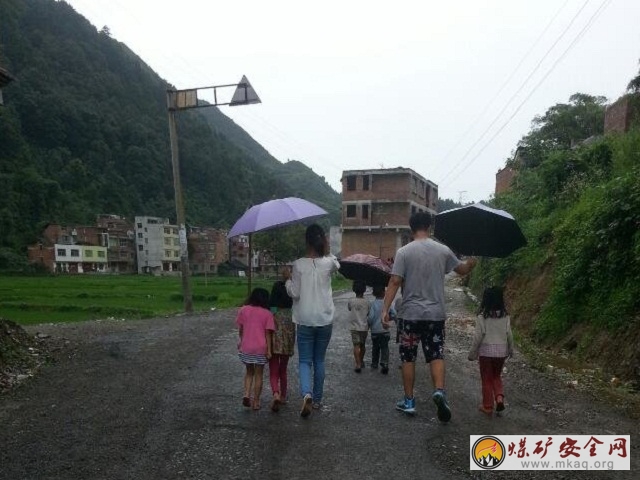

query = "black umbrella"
[[434, 203, 526, 258], [338, 254, 391, 287]]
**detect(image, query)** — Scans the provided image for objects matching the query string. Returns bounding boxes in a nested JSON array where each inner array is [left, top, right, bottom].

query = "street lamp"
[[167, 76, 261, 312]]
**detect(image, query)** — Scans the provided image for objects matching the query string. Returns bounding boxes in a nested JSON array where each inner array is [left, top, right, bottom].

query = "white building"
[[135, 216, 180, 274], [54, 244, 107, 273]]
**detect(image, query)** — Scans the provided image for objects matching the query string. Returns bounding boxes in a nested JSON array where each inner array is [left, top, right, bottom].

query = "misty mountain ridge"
[[0, 0, 340, 256]]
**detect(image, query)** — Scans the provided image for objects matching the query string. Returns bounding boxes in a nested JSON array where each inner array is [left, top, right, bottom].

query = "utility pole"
[[167, 100, 192, 312], [166, 76, 261, 313]]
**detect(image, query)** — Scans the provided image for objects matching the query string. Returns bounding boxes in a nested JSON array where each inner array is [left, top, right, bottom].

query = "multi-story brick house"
[[229, 235, 250, 267], [134, 216, 180, 274], [340, 168, 438, 259], [188, 227, 228, 274], [27, 223, 109, 273], [96, 214, 136, 273]]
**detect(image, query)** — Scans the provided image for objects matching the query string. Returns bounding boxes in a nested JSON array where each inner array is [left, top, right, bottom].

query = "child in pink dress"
[[237, 288, 275, 410]]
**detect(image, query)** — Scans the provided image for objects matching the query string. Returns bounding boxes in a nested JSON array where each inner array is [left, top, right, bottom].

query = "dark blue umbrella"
[[434, 203, 526, 258]]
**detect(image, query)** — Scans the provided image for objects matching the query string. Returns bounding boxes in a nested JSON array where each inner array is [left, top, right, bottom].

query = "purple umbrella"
[[228, 197, 328, 238], [228, 197, 328, 295]]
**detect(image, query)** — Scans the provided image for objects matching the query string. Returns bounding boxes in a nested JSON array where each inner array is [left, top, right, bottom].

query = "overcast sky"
[[66, 0, 640, 202]]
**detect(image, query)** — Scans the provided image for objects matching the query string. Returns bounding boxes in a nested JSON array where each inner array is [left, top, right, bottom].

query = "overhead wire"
[[444, 0, 614, 186], [431, 0, 569, 179], [438, 0, 590, 185]]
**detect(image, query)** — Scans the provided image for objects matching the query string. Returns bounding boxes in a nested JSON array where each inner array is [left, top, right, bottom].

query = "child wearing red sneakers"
[[468, 287, 514, 415]]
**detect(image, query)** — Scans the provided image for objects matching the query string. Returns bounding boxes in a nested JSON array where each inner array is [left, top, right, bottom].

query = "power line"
[[438, 0, 590, 185], [431, 0, 569, 179], [444, 0, 613, 187]]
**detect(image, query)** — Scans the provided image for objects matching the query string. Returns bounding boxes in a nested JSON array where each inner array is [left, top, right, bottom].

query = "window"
[[164, 238, 171, 245], [164, 228, 170, 235], [70, 249, 80, 257], [172, 228, 178, 235], [173, 238, 179, 246], [137, 223, 142, 228], [147, 218, 158, 224], [97, 251, 105, 258], [138, 245, 143, 251], [145, 238, 148, 244], [138, 233, 143, 239], [174, 251, 180, 258], [346, 175, 356, 191], [346, 205, 356, 218], [165, 250, 171, 257], [85, 250, 93, 257], [57, 249, 66, 256], [119, 239, 128, 247], [362, 175, 370, 191], [144, 228, 147, 233], [362, 204, 369, 219]]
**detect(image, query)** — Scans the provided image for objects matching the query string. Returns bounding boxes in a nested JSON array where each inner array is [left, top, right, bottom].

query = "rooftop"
[[341, 167, 435, 185]]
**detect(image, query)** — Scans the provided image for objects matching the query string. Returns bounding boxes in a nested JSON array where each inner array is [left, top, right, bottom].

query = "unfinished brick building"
[[188, 227, 228, 275], [340, 168, 437, 260]]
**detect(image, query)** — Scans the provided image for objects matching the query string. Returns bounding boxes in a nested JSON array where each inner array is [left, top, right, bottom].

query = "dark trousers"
[[371, 332, 391, 367]]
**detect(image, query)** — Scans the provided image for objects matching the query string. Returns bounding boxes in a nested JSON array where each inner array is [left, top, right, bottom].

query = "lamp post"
[[167, 76, 261, 312]]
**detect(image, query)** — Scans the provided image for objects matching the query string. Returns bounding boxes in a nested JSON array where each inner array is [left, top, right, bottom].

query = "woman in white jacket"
[[285, 224, 340, 418]]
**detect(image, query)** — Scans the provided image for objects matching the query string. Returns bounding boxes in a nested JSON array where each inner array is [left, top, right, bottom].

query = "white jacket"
[[286, 255, 340, 327]]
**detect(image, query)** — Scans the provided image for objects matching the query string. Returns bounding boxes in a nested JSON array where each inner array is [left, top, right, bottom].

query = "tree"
[[518, 93, 607, 167]]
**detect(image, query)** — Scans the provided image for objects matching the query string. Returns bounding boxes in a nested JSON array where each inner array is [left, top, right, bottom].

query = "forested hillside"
[[0, 0, 340, 259], [473, 88, 640, 383]]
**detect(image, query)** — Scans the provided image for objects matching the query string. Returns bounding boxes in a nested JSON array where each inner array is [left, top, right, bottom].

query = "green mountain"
[[0, 0, 340, 257]]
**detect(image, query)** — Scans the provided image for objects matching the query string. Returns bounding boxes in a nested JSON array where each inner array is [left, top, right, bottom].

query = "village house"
[[188, 227, 228, 275], [96, 214, 136, 273], [340, 168, 437, 259], [27, 223, 109, 273], [134, 216, 180, 274]]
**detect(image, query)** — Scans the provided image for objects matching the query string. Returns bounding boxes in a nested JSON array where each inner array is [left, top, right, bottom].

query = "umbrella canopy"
[[338, 254, 392, 287], [228, 197, 328, 238], [434, 203, 526, 258]]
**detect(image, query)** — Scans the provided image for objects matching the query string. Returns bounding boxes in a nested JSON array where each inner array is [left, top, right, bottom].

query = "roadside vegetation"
[[471, 76, 640, 383]]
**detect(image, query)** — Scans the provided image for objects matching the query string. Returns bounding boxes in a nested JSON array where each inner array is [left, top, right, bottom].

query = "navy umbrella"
[[434, 203, 526, 258]]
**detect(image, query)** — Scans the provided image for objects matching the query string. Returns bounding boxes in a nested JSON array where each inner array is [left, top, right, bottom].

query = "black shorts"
[[399, 320, 445, 363]]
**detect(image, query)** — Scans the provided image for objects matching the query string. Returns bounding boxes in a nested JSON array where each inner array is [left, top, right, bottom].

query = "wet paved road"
[[0, 285, 638, 479]]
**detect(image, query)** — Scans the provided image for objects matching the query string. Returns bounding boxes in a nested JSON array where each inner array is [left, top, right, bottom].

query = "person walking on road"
[[268, 271, 295, 413], [236, 288, 275, 411], [285, 224, 340, 418], [368, 285, 395, 374], [382, 212, 477, 421], [468, 287, 513, 415], [347, 280, 370, 373]]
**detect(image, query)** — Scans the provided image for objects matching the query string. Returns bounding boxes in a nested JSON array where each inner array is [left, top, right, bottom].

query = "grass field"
[[0, 274, 352, 325]]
